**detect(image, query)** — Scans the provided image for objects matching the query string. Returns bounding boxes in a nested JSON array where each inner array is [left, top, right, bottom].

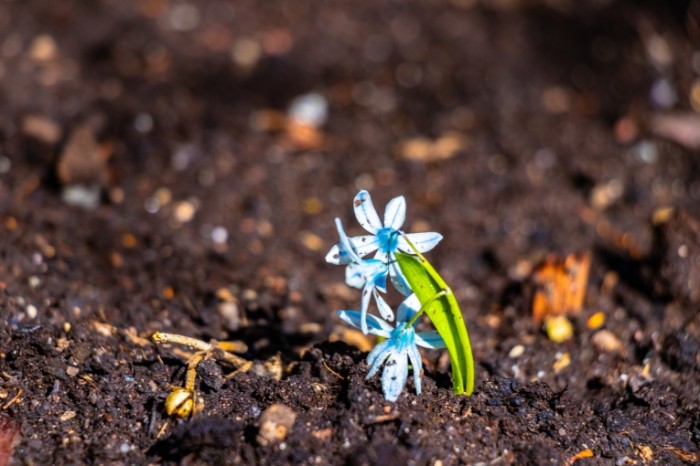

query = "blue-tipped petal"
[[353, 190, 383, 234], [366, 340, 393, 378], [325, 243, 352, 265], [398, 232, 443, 254], [381, 352, 409, 402], [337, 310, 392, 338], [407, 343, 423, 395], [415, 330, 446, 349], [372, 266, 388, 293], [397, 294, 421, 324]]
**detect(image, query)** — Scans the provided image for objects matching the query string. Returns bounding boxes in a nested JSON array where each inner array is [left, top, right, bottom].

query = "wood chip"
[[398, 132, 468, 162], [22, 114, 62, 144]]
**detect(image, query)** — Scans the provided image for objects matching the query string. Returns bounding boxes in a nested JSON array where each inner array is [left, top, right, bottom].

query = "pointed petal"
[[407, 344, 423, 395], [415, 330, 446, 349], [353, 190, 382, 234], [366, 340, 393, 378], [325, 243, 352, 265], [389, 259, 412, 296], [381, 352, 409, 402], [398, 232, 443, 254], [383, 196, 406, 230], [359, 283, 374, 334], [337, 310, 392, 338], [374, 289, 394, 322], [352, 235, 380, 258], [335, 218, 362, 263], [397, 294, 421, 323]]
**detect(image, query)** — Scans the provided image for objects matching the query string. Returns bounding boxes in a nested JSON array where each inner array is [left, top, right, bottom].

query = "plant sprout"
[[326, 191, 475, 401]]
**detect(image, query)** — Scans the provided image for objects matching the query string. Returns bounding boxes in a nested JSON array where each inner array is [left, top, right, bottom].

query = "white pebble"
[[509, 345, 525, 358], [26, 304, 38, 319]]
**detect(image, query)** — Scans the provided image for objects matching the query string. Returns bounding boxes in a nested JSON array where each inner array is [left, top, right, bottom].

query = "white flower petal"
[[389, 259, 412, 296], [345, 264, 365, 289], [374, 289, 394, 322], [383, 196, 406, 230], [359, 283, 374, 334], [335, 218, 362, 263], [398, 232, 443, 254], [415, 330, 446, 349], [325, 243, 350, 265], [407, 344, 423, 395], [366, 340, 393, 378], [353, 190, 382, 234], [352, 235, 380, 258], [381, 352, 409, 402], [374, 250, 389, 263], [337, 310, 392, 338], [397, 294, 421, 323]]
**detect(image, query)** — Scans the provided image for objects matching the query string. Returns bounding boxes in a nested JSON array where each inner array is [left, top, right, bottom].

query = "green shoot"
[[395, 238, 475, 396]]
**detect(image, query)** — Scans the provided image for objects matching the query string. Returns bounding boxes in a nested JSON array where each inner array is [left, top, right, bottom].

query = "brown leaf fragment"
[[532, 252, 591, 323]]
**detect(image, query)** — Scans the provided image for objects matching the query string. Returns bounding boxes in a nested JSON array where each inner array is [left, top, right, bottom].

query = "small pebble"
[[231, 37, 262, 68], [591, 330, 622, 353], [66, 366, 79, 377], [173, 201, 196, 223], [508, 345, 525, 358], [22, 115, 61, 144], [25, 304, 38, 320], [59, 411, 76, 422], [29, 34, 57, 62], [218, 301, 240, 331], [28, 276, 41, 289], [553, 352, 571, 373], [288, 92, 328, 127], [211, 226, 228, 244], [62, 184, 101, 210], [257, 403, 296, 446], [300, 231, 323, 252]]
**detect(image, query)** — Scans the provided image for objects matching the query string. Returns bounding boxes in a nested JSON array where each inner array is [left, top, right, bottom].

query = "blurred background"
[[1, 0, 700, 463], [1, 0, 699, 343]]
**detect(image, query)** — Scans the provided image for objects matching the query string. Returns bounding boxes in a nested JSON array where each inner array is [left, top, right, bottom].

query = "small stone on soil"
[[591, 330, 622, 353], [257, 403, 296, 446]]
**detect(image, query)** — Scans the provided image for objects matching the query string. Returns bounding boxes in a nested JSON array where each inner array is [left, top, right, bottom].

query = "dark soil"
[[1, 1, 700, 464]]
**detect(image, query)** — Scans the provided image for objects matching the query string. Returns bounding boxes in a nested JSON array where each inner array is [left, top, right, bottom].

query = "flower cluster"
[[326, 190, 445, 401]]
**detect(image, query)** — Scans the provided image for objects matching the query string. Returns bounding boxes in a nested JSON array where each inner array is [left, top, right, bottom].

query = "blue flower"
[[326, 190, 443, 295], [332, 218, 393, 334], [338, 294, 446, 402]]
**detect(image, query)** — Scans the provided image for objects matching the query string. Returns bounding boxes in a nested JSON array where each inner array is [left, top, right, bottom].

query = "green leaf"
[[396, 250, 475, 395]]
